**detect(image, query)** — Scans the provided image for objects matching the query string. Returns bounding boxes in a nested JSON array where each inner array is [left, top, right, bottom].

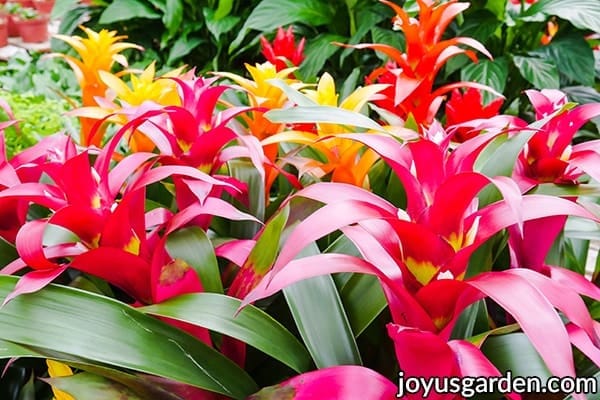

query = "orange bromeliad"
[[53, 27, 142, 147], [360, 0, 496, 131]]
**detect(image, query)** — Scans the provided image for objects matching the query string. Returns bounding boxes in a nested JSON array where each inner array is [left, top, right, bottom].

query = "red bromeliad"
[[260, 26, 306, 72], [238, 122, 600, 398], [445, 88, 504, 142]]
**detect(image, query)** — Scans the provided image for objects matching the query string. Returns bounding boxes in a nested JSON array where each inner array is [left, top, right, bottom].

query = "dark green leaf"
[[482, 333, 552, 379], [163, 0, 184, 41], [531, 35, 595, 86], [522, 0, 600, 33], [203, 8, 241, 42], [339, 274, 387, 337], [0, 276, 257, 399], [298, 34, 345, 80], [513, 55, 559, 89], [562, 86, 600, 104], [229, 0, 335, 52], [99, 0, 162, 24], [370, 26, 406, 63], [284, 272, 363, 368], [141, 293, 311, 373], [460, 58, 508, 105], [228, 160, 264, 238], [166, 36, 204, 65]]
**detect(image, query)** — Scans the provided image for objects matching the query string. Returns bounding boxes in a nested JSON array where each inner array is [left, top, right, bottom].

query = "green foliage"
[[0, 91, 75, 157]]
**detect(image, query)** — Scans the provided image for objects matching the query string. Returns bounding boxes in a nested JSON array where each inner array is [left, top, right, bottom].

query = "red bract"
[[260, 26, 306, 71], [515, 89, 600, 188], [247, 365, 397, 399], [240, 129, 600, 397], [358, 0, 497, 130], [0, 132, 256, 308], [445, 88, 504, 142]]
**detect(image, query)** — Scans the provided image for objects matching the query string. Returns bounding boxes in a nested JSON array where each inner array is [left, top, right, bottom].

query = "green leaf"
[[246, 204, 289, 275], [51, 0, 79, 20], [481, 333, 552, 379], [298, 34, 345, 80], [458, 10, 502, 43], [450, 300, 490, 340], [229, 0, 335, 52], [0, 237, 17, 268], [166, 227, 224, 294], [522, 0, 600, 33], [43, 373, 143, 400], [460, 58, 508, 105], [531, 183, 600, 197], [283, 241, 362, 368], [339, 274, 387, 337], [214, 0, 233, 19], [203, 8, 241, 42], [228, 159, 264, 238], [163, 0, 184, 41], [370, 26, 406, 63], [513, 55, 559, 89], [266, 106, 386, 133], [531, 35, 595, 86], [141, 293, 312, 373], [166, 36, 204, 65], [0, 276, 257, 399], [99, 0, 161, 24]]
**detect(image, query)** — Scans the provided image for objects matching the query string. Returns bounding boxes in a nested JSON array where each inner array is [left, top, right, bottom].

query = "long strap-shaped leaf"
[[140, 293, 312, 373], [0, 276, 257, 399]]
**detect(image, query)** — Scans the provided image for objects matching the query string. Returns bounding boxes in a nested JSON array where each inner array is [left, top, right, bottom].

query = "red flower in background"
[[445, 87, 503, 142], [260, 26, 306, 71]]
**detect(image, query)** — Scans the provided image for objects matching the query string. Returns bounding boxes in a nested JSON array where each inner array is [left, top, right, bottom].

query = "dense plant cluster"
[[0, 0, 599, 399]]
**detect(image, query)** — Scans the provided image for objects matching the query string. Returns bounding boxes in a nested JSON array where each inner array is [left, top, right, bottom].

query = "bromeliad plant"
[[1, 0, 600, 399]]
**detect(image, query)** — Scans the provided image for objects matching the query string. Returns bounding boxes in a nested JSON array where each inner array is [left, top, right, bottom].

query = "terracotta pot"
[[0, 15, 7, 47], [7, 13, 18, 37], [15, 15, 48, 43], [32, 0, 54, 14], [14, 0, 35, 8]]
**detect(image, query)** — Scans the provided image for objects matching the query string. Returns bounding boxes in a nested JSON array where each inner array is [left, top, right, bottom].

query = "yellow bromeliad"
[[53, 26, 142, 147], [74, 61, 187, 152], [46, 360, 75, 400], [218, 61, 299, 140], [265, 72, 388, 188]]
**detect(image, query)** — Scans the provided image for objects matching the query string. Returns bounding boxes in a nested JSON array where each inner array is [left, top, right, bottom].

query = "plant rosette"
[[32, 0, 53, 15], [15, 7, 47, 43]]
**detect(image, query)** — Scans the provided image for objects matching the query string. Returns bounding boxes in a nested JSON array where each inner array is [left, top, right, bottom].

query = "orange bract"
[[53, 27, 142, 147]]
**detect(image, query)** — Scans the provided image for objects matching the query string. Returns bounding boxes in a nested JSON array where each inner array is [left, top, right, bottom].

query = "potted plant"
[[32, 0, 53, 14], [14, 7, 47, 43], [13, 0, 33, 8], [4, 2, 21, 37], [0, 10, 7, 47]]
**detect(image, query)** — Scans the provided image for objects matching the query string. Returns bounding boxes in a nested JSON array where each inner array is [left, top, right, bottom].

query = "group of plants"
[[0, 0, 56, 45], [0, 0, 600, 399]]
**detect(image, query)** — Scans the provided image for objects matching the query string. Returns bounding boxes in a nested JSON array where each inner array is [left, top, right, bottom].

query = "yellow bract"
[[217, 62, 300, 139], [46, 360, 75, 400], [99, 62, 185, 107], [404, 257, 440, 286]]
